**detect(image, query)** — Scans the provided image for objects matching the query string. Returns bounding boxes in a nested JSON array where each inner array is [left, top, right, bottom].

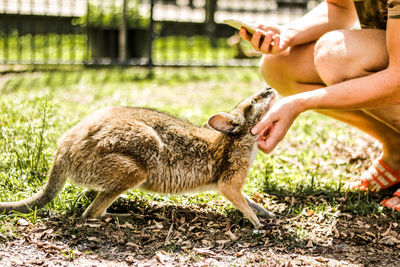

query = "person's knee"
[[259, 54, 292, 96], [260, 54, 280, 84], [314, 31, 351, 85]]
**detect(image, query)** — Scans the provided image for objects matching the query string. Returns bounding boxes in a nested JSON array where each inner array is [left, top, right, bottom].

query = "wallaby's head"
[[208, 87, 276, 135]]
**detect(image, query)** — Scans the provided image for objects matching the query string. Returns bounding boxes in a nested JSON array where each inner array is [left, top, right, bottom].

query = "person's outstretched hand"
[[251, 96, 305, 153], [239, 24, 294, 55]]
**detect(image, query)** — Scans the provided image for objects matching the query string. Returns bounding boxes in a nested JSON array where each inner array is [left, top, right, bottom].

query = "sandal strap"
[[361, 159, 400, 190]]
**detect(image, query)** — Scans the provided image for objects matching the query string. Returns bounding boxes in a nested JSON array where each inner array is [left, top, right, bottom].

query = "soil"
[[1, 196, 399, 267]]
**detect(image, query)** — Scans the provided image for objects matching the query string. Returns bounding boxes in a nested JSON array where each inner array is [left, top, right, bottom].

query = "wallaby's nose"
[[261, 87, 276, 98]]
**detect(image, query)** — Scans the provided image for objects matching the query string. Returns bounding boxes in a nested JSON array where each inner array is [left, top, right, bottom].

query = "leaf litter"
[[1, 196, 400, 266], [1, 105, 400, 266]]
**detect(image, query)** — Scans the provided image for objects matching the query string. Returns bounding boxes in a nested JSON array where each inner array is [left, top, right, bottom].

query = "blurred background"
[[1, 3, 395, 265], [0, 0, 321, 68]]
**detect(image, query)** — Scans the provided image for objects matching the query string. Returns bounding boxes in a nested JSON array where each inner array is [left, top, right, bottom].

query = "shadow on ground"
[[1, 193, 399, 266]]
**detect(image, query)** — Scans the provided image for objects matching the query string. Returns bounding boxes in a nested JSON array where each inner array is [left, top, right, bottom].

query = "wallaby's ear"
[[208, 112, 237, 133]]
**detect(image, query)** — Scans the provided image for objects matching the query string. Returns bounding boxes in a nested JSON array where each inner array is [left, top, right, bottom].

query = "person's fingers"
[[257, 24, 265, 31], [250, 30, 264, 51], [260, 32, 273, 54], [251, 113, 273, 135], [239, 27, 252, 42], [258, 120, 287, 153], [271, 35, 280, 54], [279, 36, 290, 51], [257, 24, 280, 34]]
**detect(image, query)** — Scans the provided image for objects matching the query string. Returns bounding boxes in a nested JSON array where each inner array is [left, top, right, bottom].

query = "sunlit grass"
[[0, 66, 397, 242], [0, 33, 256, 65]]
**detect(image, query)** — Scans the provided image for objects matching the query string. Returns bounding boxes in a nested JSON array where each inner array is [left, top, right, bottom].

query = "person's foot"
[[381, 189, 400, 211], [350, 157, 400, 192], [349, 156, 400, 211]]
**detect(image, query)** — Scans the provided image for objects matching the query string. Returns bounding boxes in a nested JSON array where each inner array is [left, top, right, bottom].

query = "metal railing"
[[0, 0, 318, 67]]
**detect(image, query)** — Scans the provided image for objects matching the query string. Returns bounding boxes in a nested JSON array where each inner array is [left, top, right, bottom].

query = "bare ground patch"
[[1, 196, 399, 266]]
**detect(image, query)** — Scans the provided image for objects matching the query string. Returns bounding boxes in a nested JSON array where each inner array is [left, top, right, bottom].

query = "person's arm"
[[240, 0, 358, 54], [252, 19, 400, 153], [283, 0, 358, 46], [294, 19, 400, 111]]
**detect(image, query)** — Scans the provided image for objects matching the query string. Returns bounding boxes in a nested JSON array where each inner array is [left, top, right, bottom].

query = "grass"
[[0, 33, 253, 65], [0, 33, 88, 63], [0, 66, 398, 243]]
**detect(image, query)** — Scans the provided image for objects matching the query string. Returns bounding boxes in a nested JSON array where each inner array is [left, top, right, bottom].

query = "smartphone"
[[223, 19, 266, 37]]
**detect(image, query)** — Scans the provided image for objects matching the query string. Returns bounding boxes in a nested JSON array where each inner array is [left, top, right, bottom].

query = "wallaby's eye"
[[249, 100, 255, 109]]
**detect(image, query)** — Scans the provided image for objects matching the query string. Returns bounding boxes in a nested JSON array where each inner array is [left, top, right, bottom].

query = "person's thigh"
[[260, 42, 324, 96], [313, 29, 400, 132], [367, 105, 400, 133], [260, 28, 400, 133], [314, 29, 388, 85]]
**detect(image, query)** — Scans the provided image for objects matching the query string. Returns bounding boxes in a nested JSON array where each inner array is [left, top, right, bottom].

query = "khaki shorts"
[[353, 0, 400, 29]]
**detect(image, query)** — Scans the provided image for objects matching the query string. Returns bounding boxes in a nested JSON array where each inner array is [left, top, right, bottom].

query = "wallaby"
[[0, 87, 276, 228]]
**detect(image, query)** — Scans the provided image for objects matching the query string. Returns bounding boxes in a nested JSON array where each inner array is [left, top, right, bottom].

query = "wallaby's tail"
[[0, 158, 67, 214]]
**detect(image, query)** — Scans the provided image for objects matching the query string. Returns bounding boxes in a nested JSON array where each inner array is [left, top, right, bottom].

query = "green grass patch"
[[0, 33, 256, 65], [0, 66, 398, 246]]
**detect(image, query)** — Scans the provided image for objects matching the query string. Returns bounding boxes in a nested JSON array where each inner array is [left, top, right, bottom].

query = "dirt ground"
[[1, 195, 399, 267]]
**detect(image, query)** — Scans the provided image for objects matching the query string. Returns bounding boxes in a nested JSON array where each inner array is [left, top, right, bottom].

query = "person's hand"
[[251, 96, 305, 153], [239, 24, 294, 55]]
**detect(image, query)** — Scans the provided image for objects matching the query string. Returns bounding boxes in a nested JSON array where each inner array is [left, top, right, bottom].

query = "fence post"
[[147, 0, 155, 72], [86, 0, 90, 63], [205, 0, 217, 35], [119, 0, 128, 62]]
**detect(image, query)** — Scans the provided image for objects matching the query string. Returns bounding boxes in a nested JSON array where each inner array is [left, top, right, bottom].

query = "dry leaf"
[[382, 224, 392, 237], [379, 236, 400, 246], [216, 240, 230, 247], [238, 242, 251, 248], [85, 223, 101, 228], [225, 229, 238, 241], [125, 255, 135, 264], [315, 257, 328, 263], [365, 232, 375, 238], [284, 196, 290, 203], [193, 247, 216, 256], [126, 242, 139, 249], [124, 222, 135, 230], [252, 192, 264, 203], [306, 209, 315, 217], [148, 221, 163, 230], [201, 258, 220, 266], [332, 225, 340, 238], [18, 218, 30, 226], [155, 251, 169, 264], [87, 237, 99, 242]]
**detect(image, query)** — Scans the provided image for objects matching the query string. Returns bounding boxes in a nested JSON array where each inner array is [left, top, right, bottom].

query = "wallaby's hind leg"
[[82, 174, 147, 218], [244, 195, 275, 218], [81, 154, 150, 219], [82, 190, 125, 218], [218, 179, 262, 229]]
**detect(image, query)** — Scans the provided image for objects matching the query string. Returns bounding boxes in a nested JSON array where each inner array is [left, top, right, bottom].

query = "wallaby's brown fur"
[[0, 88, 276, 228]]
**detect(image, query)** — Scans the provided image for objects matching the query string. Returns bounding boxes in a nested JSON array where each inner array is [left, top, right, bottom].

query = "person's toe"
[[381, 196, 400, 208]]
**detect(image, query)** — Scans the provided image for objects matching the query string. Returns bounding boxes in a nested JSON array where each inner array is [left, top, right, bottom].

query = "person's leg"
[[313, 29, 400, 169], [259, 29, 400, 200]]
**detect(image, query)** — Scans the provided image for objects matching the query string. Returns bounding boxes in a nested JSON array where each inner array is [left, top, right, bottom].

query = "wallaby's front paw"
[[253, 223, 264, 230]]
